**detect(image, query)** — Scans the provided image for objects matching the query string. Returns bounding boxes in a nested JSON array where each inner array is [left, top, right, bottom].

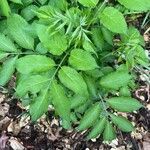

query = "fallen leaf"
[[9, 138, 25, 150], [0, 94, 5, 103], [0, 117, 10, 130], [7, 120, 21, 136], [0, 103, 9, 117], [0, 133, 9, 150], [143, 141, 150, 150]]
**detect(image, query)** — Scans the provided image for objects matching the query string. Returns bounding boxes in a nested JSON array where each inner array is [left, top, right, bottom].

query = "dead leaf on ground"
[[9, 137, 25, 150], [0, 94, 5, 104], [0, 133, 9, 150], [0, 117, 10, 131], [0, 103, 9, 118], [143, 141, 150, 150], [7, 120, 21, 136]]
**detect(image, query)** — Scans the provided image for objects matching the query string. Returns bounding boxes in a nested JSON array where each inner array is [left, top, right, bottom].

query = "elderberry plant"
[[0, 0, 149, 141]]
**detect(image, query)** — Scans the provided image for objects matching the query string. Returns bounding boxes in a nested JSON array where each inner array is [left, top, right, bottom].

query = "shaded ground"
[[0, 14, 150, 150]]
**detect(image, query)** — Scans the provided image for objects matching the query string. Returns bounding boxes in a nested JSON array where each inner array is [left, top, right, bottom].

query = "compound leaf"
[[110, 114, 134, 132], [16, 55, 56, 74], [99, 7, 127, 34], [107, 97, 143, 112], [69, 49, 98, 71]]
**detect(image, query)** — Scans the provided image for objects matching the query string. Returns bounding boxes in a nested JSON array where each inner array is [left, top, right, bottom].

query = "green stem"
[[141, 12, 150, 29], [43, 52, 69, 101], [98, 94, 108, 116], [87, 0, 108, 28]]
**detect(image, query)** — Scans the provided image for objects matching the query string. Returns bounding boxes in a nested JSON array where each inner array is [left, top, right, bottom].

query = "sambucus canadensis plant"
[[0, 0, 149, 141]]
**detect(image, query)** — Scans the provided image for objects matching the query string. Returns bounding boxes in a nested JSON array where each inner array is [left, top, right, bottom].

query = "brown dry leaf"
[[143, 141, 150, 150], [9, 138, 25, 150], [0, 103, 9, 117], [111, 146, 126, 150], [144, 33, 149, 42], [0, 116, 10, 130], [7, 120, 21, 136], [0, 133, 9, 150], [0, 94, 5, 104]]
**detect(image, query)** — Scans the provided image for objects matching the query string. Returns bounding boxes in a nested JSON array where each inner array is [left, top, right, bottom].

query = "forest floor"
[[0, 14, 150, 150]]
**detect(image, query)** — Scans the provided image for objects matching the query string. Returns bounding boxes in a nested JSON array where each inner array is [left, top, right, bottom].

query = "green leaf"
[[135, 45, 149, 67], [16, 75, 49, 98], [9, 0, 23, 4], [0, 52, 8, 60], [69, 49, 98, 71], [110, 114, 134, 132], [107, 97, 143, 112], [58, 66, 88, 96], [30, 89, 50, 121], [16, 55, 56, 74], [0, 0, 11, 17], [70, 112, 78, 123], [118, 0, 150, 11], [37, 25, 68, 56], [83, 74, 97, 99], [38, 0, 47, 5], [7, 14, 34, 50], [35, 5, 54, 19], [119, 86, 131, 97], [91, 27, 104, 50], [99, 71, 131, 90], [22, 0, 33, 5], [0, 33, 17, 52], [35, 43, 48, 54], [77, 103, 101, 131], [70, 94, 87, 109], [48, 0, 68, 11], [83, 40, 97, 56], [99, 7, 127, 34], [103, 120, 116, 141], [75, 99, 92, 114], [121, 26, 144, 46], [0, 56, 17, 86], [51, 81, 70, 123], [77, 0, 99, 7], [101, 26, 114, 45], [85, 69, 104, 79], [21, 5, 38, 21], [87, 117, 106, 139]]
